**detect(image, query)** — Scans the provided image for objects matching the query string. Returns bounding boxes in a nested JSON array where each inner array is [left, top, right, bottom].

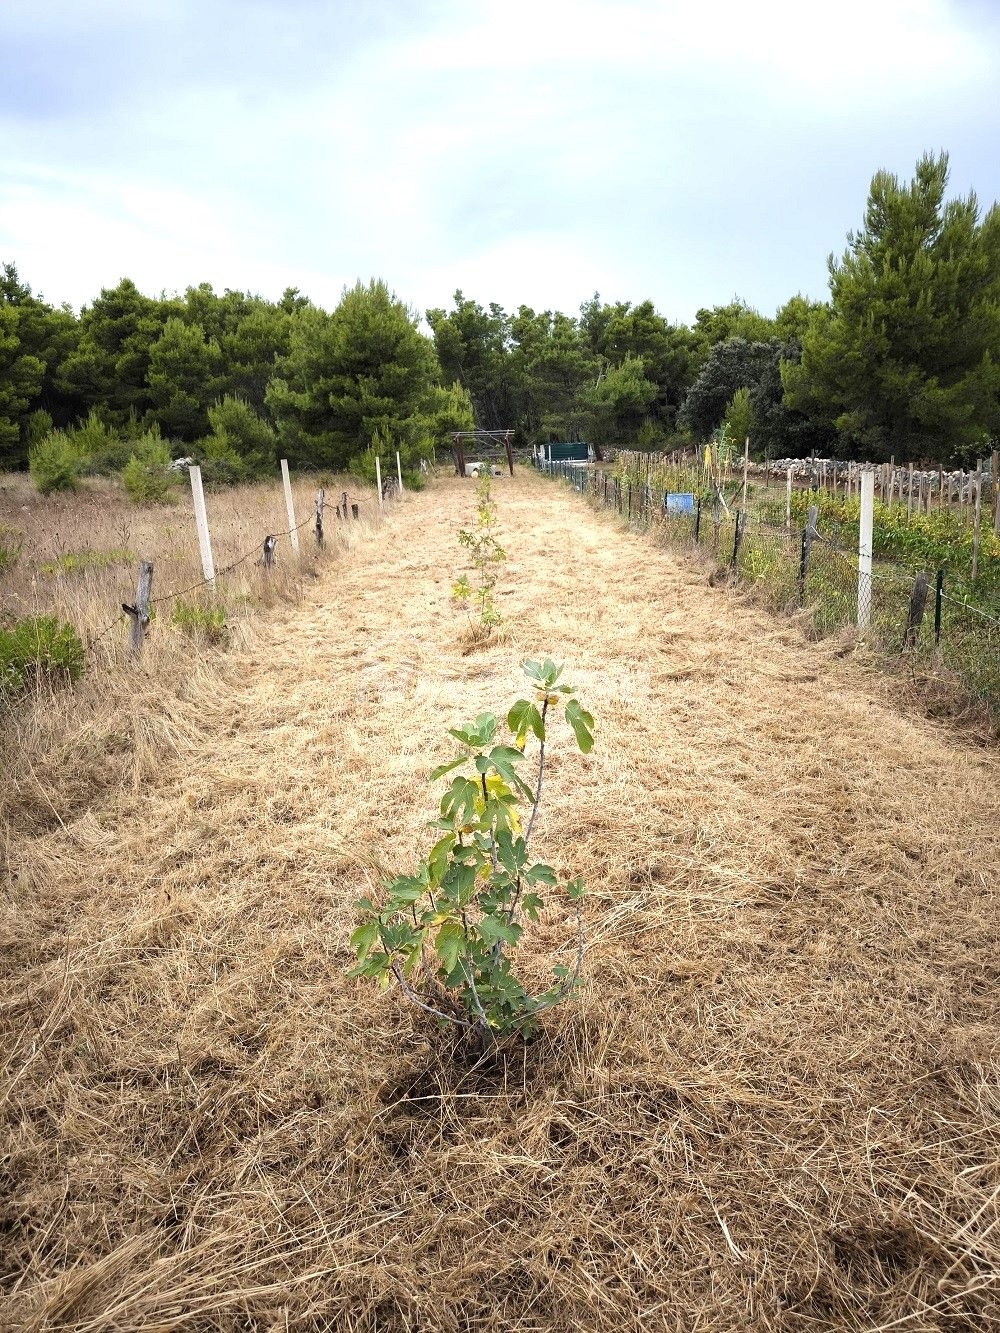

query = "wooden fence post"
[[993, 450, 1000, 537], [280, 459, 299, 555], [375, 456, 383, 508], [189, 464, 215, 586], [315, 489, 325, 548], [123, 560, 153, 657], [261, 535, 276, 567], [904, 571, 930, 650]]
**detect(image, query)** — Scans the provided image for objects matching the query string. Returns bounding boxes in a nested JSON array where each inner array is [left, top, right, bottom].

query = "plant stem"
[[523, 697, 550, 851], [390, 962, 473, 1028]]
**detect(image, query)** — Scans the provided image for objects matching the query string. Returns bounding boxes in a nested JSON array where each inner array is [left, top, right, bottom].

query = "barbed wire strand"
[[147, 509, 316, 608]]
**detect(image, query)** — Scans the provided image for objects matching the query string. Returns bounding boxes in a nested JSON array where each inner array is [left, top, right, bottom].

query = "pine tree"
[[784, 152, 1000, 463]]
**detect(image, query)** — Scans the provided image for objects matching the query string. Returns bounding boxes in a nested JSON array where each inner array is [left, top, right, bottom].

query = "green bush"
[[26, 409, 53, 449], [29, 431, 85, 494], [170, 600, 228, 644], [195, 432, 247, 487], [76, 410, 134, 475], [0, 616, 85, 697], [204, 397, 277, 478], [121, 434, 178, 505], [40, 548, 131, 577]]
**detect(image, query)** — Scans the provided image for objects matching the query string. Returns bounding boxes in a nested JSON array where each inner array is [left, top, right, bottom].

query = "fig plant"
[[348, 658, 594, 1040], [452, 471, 505, 629]]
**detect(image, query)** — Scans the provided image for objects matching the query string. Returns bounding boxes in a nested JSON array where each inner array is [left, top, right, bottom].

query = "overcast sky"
[[2, 0, 999, 326]]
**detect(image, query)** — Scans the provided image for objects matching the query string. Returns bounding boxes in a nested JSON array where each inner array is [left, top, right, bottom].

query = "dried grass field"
[[3, 468, 1000, 1331]]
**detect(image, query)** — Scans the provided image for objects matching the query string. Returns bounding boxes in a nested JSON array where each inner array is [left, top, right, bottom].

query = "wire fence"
[[536, 457, 1000, 727]]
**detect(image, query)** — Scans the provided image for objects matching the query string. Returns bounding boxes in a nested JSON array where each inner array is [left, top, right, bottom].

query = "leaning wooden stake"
[[123, 561, 153, 657]]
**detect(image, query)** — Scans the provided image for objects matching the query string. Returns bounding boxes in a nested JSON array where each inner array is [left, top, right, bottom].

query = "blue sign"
[[663, 492, 694, 514]]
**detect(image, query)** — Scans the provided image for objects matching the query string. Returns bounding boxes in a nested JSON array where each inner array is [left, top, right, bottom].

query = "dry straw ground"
[[2, 469, 999, 1331]]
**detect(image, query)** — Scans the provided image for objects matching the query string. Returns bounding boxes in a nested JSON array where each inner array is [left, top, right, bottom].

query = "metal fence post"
[[694, 497, 702, 544], [934, 569, 944, 649], [731, 511, 743, 569]]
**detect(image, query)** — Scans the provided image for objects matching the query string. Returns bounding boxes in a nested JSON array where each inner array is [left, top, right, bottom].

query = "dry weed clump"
[[2, 469, 999, 1331]]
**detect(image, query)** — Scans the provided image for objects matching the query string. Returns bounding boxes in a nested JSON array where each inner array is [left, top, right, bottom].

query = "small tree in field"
[[348, 659, 594, 1042], [452, 471, 505, 629], [723, 387, 754, 458]]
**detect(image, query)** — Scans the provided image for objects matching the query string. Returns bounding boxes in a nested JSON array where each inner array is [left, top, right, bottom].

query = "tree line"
[[2, 151, 998, 480]]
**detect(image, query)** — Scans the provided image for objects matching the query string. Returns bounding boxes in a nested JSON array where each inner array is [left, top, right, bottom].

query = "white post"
[[280, 459, 299, 555], [189, 464, 215, 586], [858, 469, 874, 631], [785, 468, 793, 533], [396, 450, 403, 493], [375, 455, 383, 508]]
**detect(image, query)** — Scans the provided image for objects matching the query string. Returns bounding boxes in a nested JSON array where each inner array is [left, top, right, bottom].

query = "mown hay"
[[2, 471, 999, 1330]]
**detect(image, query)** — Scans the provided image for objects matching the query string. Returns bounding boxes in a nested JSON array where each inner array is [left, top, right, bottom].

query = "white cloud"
[[1, 0, 997, 320]]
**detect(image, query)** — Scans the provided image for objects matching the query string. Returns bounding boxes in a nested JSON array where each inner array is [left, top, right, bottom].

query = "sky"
[[2, 0, 999, 327]]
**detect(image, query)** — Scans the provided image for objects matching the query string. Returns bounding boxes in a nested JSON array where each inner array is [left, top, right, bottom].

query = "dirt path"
[[4, 470, 1000, 1332]]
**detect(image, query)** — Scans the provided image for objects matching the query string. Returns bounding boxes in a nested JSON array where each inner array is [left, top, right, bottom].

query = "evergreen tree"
[[783, 151, 1000, 463], [147, 317, 225, 441], [586, 355, 658, 444], [57, 279, 179, 425], [266, 280, 440, 470], [426, 294, 516, 432], [0, 264, 80, 468]]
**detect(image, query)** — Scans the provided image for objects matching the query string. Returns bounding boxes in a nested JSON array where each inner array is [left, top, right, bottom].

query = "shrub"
[[195, 433, 247, 488], [26, 409, 53, 449], [29, 431, 84, 494], [205, 397, 277, 477], [348, 658, 593, 1042], [40, 548, 131, 577], [0, 616, 85, 697], [76, 410, 134, 475], [170, 600, 228, 644], [121, 434, 178, 504]]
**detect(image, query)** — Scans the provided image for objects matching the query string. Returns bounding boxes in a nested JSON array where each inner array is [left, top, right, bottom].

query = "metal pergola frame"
[[450, 430, 515, 478]]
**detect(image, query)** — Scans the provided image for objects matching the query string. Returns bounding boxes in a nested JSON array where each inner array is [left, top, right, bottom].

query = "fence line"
[[77, 463, 395, 665], [534, 456, 1000, 725]]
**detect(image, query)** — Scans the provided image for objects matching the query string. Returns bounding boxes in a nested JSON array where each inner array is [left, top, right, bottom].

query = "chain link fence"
[[535, 457, 1000, 727]]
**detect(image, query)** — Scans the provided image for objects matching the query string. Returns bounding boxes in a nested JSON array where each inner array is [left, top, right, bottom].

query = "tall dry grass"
[[2, 469, 1000, 1331], [0, 468, 385, 839]]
